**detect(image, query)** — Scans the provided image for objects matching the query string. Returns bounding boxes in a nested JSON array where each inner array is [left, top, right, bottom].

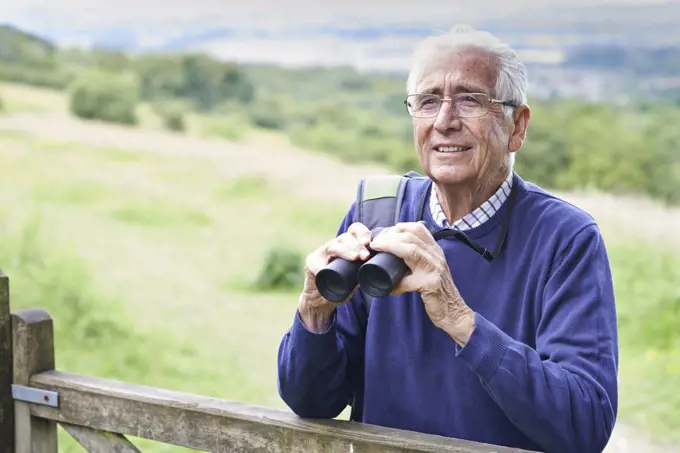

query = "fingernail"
[[360, 249, 370, 259]]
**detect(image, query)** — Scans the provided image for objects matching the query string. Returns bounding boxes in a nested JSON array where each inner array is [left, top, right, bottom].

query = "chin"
[[427, 165, 475, 185]]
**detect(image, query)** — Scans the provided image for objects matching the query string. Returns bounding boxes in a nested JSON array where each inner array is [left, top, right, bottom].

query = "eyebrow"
[[418, 83, 488, 96], [453, 83, 488, 94]]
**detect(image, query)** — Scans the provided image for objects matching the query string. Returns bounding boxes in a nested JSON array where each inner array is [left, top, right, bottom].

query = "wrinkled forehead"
[[413, 48, 499, 96]]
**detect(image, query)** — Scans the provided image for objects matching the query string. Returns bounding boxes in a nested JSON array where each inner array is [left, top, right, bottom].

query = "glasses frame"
[[403, 92, 519, 119]]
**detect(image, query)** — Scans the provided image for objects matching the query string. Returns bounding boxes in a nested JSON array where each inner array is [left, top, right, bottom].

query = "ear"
[[508, 105, 530, 153]]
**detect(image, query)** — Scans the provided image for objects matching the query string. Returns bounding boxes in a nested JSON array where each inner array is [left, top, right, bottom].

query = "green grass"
[[0, 126, 677, 451], [0, 81, 67, 114], [609, 241, 680, 445], [0, 130, 343, 451]]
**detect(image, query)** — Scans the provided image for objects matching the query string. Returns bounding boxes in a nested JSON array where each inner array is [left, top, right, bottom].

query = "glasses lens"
[[406, 94, 440, 117], [454, 94, 487, 118]]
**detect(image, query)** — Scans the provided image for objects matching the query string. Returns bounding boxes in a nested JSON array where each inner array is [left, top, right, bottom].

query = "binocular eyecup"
[[315, 228, 409, 303]]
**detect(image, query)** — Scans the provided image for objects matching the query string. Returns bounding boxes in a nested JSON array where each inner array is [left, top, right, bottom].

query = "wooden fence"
[[0, 271, 535, 452]]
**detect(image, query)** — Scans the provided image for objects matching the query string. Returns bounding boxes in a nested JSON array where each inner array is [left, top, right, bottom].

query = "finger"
[[347, 222, 372, 245], [307, 232, 360, 274], [389, 273, 420, 296], [326, 237, 368, 262], [371, 232, 432, 271], [394, 221, 435, 244], [393, 222, 424, 234], [370, 231, 428, 257], [337, 232, 371, 259], [305, 248, 330, 276]]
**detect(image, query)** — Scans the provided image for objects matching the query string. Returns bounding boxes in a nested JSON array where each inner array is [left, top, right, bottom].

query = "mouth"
[[434, 146, 472, 153]]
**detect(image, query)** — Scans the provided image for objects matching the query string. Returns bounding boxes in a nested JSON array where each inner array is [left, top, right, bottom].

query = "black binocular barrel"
[[357, 252, 409, 298], [315, 257, 363, 303]]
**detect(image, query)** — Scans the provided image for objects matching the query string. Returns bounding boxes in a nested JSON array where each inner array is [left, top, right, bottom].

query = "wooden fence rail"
[[0, 271, 535, 453]]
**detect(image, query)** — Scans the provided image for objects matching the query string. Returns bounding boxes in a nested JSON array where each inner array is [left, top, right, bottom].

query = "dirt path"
[[1, 111, 678, 452]]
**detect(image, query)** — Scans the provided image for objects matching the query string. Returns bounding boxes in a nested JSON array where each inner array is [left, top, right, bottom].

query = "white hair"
[[406, 24, 528, 171], [406, 24, 528, 108]]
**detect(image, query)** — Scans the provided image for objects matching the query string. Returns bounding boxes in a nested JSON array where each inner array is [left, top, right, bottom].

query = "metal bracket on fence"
[[11, 384, 59, 408]]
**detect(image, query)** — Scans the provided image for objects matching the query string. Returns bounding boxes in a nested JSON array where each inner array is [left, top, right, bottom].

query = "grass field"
[[0, 133, 350, 452], [0, 82, 679, 452]]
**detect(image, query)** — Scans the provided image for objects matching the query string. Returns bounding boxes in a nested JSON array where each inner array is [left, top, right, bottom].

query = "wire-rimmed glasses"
[[404, 93, 518, 119]]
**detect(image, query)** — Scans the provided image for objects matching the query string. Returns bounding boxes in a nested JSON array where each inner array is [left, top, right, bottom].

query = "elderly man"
[[277, 25, 618, 453]]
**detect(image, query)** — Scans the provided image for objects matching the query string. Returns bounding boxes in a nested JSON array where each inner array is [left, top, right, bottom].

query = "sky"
[[2, 0, 674, 30], [3, 1, 512, 26]]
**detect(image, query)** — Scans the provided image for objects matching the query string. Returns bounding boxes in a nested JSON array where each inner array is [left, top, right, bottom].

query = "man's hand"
[[299, 222, 373, 333], [369, 222, 476, 345]]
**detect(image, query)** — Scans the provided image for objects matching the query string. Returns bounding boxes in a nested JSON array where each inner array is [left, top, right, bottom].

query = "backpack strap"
[[355, 174, 404, 228], [355, 171, 421, 228], [348, 171, 420, 423]]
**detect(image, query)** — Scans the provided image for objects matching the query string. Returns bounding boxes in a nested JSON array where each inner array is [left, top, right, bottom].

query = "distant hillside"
[[0, 24, 56, 63], [0, 25, 71, 89], [563, 44, 680, 75]]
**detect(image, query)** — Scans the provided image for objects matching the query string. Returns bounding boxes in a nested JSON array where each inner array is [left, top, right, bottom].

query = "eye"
[[411, 95, 437, 109], [458, 95, 482, 105]]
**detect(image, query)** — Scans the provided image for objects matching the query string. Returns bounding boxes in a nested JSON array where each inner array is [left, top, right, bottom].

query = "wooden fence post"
[[0, 270, 14, 453], [12, 307, 58, 453]]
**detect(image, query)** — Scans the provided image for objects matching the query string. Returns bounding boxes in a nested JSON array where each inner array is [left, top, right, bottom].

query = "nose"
[[434, 99, 463, 132]]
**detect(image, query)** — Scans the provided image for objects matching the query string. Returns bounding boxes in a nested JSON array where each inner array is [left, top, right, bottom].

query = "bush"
[[244, 94, 301, 131], [248, 100, 288, 130], [68, 68, 140, 125], [255, 246, 304, 291], [163, 112, 186, 132], [152, 101, 186, 132], [200, 114, 250, 141], [163, 109, 185, 132]]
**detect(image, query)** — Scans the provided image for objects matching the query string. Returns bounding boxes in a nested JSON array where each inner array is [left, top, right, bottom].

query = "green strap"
[[361, 175, 403, 201]]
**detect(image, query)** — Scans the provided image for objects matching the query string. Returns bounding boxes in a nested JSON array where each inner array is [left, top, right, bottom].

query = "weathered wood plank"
[[27, 370, 536, 453], [0, 271, 14, 453], [61, 422, 142, 453], [12, 309, 58, 453]]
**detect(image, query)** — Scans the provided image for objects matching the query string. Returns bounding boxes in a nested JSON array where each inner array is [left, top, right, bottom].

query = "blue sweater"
[[277, 173, 619, 453]]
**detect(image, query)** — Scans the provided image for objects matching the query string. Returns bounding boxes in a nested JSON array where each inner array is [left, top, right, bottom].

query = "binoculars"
[[315, 227, 409, 303]]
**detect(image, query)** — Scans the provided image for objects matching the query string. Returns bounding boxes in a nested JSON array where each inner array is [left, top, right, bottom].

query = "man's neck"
[[435, 171, 510, 224]]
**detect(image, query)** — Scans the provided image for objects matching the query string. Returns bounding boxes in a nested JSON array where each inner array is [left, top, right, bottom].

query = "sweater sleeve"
[[276, 206, 368, 419], [456, 223, 619, 453]]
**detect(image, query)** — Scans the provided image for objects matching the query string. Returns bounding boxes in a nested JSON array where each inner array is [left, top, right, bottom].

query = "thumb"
[[389, 272, 419, 296]]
